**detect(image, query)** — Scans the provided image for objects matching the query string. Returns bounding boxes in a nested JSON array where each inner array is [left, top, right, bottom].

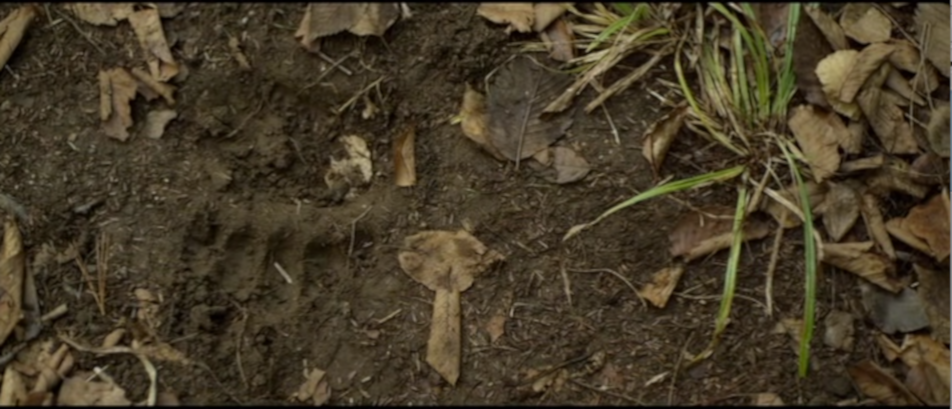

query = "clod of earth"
[[68, 3, 134, 26], [295, 3, 400, 51], [668, 206, 771, 261], [860, 282, 930, 334], [397, 230, 503, 386], [822, 310, 855, 352], [128, 8, 179, 82], [486, 55, 574, 162], [0, 220, 24, 349]]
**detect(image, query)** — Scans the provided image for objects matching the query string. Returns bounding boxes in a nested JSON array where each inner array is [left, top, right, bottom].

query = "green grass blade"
[[564, 165, 746, 241], [731, 28, 752, 127], [772, 3, 801, 119], [778, 140, 818, 378], [674, 46, 747, 156], [612, 2, 635, 15], [587, 6, 640, 52], [713, 184, 749, 340]]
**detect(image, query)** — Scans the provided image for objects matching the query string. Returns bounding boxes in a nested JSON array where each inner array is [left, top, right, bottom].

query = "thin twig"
[[334, 77, 384, 115], [315, 50, 353, 76], [96, 233, 109, 317], [559, 262, 573, 308], [667, 331, 693, 405], [567, 268, 646, 308], [601, 105, 620, 145], [74, 258, 105, 316], [571, 379, 643, 404], [764, 226, 784, 317], [349, 206, 374, 257], [53, 7, 106, 56], [273, 262, 293, 284], [224, 101, 264, 139], [514, 74, 540, 170]]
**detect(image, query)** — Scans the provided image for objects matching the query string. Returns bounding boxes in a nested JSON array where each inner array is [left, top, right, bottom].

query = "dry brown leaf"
[[533, 146, 590, 184], [325, 135, 373, 199], [857, 85, 920, 155], [533, 3, 568, 32], [885, 219, 932, 256], [787, 105, 841, 182], [68, 3, 134, 26], [752, 392, 784, 406], [57, 374, 131, 406], [668, 206, 771, 261], [393, 123, 416, 187], [0, 6, 35, 78], [130, 67, 175, 105], [840, 4, 892, 45], [910, 66, 940, 95], [848, 360, 923, 406], [840, 154, 883, 173], [913, 264, 950, 344], [485, 313, 506, 343], [823, 310, 855, 351], [398, 230, 503, 385], [914, 3, 950, 77], [0, 220, 23, 349], [540, 17, 574, 62], [815, 50, 862, 119], [876, 332, 905, 362], [822, 242, 899, 292], [477, 3, 534, 33], [884, 69, 925, 106], [486, 56, 573, 161], [865, 157, 929, 199], [459, 84, 506, 161], [902, 334, 951, 390], [926, 103, 950, 158], [839, 43, 894, 103], [294, 368, 330, 406], [349, 3, 400, 37], [816, 182, 860, 242], [143, 109, 177, 140], [763, 181, 827, 228], [804, 6, 849, 51], [642, 105, 688, 176], [909, 153, 949, 186], [637, 266, 683, 309], [128, 9, 179, 82], [906, 362, 949, 406], [860, 194, 896, 260], [794, 9, 835, 108], [887, 40, 921, 73], [900, 193, 951, 261], [0, 366, 25, 405]]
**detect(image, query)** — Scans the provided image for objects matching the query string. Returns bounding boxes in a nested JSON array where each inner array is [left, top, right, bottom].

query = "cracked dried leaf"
[[857, 85, 920, 155], [459, 85, 506, 161], [295, 3, 399, 51], [804, 6, 848, 51], [839, 43, 894, 103], [898, 193, 951, 261], [128, 8, 179, 82], [823, 242, 899, 292], [477, 3, 534, 33], [840, 4, 892, 44], [486, 56, 573, 161], [68, 3, 134, 26], [860, 193, 895, 260], [787, 105, 841, 182], [637, 266, 683, 309]]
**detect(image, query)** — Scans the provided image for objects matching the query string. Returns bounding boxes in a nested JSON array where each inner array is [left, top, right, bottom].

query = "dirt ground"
[[0, 3, 902, 405]]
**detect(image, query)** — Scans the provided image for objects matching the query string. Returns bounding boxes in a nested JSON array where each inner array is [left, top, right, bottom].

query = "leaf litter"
[[0, 6, 35, 76], [295, 3, 400, 51], [397, 230, 503, 385], [637, 265, 684, 309], [668, 206, 770, 261], [68, 3, 134, 26], [128, 8, 179, 82]]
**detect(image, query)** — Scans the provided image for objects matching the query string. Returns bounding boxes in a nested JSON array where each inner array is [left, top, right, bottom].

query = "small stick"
[[667, 331, 693, 405], [601, 105, 620, 145], [40, 303, 68, 322], [764, 226, 784, 317], [567, 268, 647, 308], [349, 206, 373, 256], [74, 258, 105, 316], [273, 262, 293, 284], [571, 379, 643, 404], [559, 262, 573, 308], [96, 233, 109, 316], [316, 50, 353, 76], [335, 77, 384, 114]]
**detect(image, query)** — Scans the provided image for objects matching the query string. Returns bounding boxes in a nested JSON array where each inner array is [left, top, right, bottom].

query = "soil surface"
[[0, 3, 892, 405]]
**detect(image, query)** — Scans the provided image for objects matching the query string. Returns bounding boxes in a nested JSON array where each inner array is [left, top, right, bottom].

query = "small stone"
[[825, 376, 854, 398]]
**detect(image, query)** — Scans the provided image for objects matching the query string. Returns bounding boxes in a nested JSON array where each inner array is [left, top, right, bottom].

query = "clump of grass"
[[566, 3, 819, 377]]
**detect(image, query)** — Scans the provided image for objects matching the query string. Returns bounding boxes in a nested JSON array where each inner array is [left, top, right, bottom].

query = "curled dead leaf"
[[57, 374, 131, 406], [477, 3, 534, 33], [295, 3, 400, 51], [848, 360, 923, 406], [642, 105, 688, 175], [294, 368, 330, 406], [839, 43, 894, 104], [393, 123, 417, 187], [325, 135, 373, 199], [891, 194, 951, 261], [68, 3, 134, 26], [822, 310, 855, 351], [99, 68, 138, 141], [857, 84, 920, 155], [859, 194, 896, 260], [887, 40, 921, 73], [865, 157, 929, 199], [815, 50, 862, 119], [143, 109, 177, 139]]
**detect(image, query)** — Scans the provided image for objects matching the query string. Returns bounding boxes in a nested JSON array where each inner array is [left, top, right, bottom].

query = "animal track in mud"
[[182, 204, 376, 328]]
